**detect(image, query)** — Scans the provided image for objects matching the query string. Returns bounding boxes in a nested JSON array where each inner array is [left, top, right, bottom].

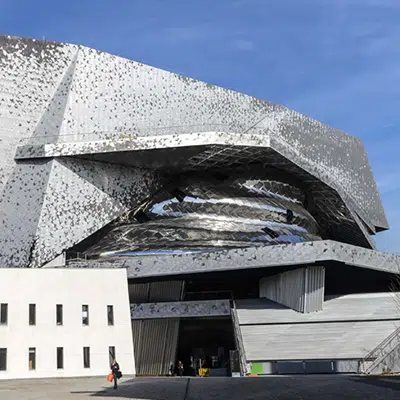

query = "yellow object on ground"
[[199, 368, 210, 377]]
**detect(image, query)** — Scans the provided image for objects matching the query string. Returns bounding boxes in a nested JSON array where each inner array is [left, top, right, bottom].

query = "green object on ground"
[[251, 363, 263, 374]]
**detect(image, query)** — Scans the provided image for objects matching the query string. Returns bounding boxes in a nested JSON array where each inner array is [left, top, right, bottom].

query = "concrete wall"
[[131, 300, 231, 319], [240, 320, 399, 361], [236, 293, 399, 324], [236, 297, 400, 362], [0, 268, 135, 380]]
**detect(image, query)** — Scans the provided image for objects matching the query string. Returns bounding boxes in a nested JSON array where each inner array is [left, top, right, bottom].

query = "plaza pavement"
[[0, 374, 399, 399]]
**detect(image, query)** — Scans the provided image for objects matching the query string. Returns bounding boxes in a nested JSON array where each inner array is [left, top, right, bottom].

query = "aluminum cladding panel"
[[0, 36, 77, 193], [0, 38, 161, 267], [0, 35, 387, 232], [0, 35, 389, 269], [63, 42, 387, 231]]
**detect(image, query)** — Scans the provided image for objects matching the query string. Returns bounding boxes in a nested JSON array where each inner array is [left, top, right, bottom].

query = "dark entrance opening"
[[176, 317, 236, 376]]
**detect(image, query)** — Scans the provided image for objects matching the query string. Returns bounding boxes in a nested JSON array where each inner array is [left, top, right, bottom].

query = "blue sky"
[[1, 0, 399, 253]]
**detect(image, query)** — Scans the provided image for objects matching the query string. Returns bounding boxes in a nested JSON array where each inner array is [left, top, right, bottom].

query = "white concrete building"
[[0, 268, 135, 380]]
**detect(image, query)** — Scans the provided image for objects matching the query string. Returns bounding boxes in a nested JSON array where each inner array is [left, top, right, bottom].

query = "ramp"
[[235, 293, 400, 372]]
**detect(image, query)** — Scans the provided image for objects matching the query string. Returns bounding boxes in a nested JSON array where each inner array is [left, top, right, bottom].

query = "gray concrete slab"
[[70, 240, 400, 278], [0, 375, 400, 400]]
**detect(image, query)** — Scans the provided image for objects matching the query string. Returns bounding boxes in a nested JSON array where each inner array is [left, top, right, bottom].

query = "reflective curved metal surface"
[[85, 175, 321, 258]]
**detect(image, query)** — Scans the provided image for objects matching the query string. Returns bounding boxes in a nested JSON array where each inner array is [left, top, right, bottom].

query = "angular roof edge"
[[0, 35, 390, 234], [65, 240, 400, 278]]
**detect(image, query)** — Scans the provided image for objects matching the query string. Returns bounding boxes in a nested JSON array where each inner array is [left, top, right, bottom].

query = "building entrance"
[[176, 317, 236, 376]]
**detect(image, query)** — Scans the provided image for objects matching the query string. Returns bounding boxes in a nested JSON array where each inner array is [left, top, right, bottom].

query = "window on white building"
[[0, 304, 7, 325], [109, 346, 116, 367], [107, 305, 114, 326], [83, 347, 90, 368], [82, 305, 89, 326], [56, 304, 63, 325], [29, 348, 36, 370], [0, 348, 6, 371], [57, 347, 64, 369], [29, 304, 36, 325]]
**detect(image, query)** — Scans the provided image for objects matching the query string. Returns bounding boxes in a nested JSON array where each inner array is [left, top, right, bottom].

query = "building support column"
[[259, 266, 325, 313]]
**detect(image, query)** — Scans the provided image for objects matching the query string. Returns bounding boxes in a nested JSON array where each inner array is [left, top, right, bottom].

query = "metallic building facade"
[[1, 35, 400, 376], [85, 174, 321, 258]]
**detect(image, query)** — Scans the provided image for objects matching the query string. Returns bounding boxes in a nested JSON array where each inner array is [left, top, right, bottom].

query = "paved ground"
[[0, 375, 400, 400]]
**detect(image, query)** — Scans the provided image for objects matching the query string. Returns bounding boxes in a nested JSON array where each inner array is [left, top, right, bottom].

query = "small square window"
[[0, 304, 8, 325], [107, 305, 114, 326], [82, 305, 89, 326], [29, 348, 36, 370], [83, 347, 90, 368]]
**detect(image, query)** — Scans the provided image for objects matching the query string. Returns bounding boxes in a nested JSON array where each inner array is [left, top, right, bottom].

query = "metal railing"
[[365, 342, 400, 375], [360, 324, 400, 374], [65, 252, 88, 263]]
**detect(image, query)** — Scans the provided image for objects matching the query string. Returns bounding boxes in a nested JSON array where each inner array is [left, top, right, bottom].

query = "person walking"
[[111, 360, 120, 390], [177, 361, 184, 377]]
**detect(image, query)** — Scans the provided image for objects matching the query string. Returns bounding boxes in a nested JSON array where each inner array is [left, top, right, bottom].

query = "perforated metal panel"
[[0, 35, 390, 269]]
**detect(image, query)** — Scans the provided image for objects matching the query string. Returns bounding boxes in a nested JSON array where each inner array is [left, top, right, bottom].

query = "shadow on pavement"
[[70, 376, 400, 400], [71, 378, 189, 399], [348, 376, 400, 392]]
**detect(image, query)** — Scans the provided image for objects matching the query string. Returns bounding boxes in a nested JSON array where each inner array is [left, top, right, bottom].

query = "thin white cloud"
[[232, 39, 254, 51]]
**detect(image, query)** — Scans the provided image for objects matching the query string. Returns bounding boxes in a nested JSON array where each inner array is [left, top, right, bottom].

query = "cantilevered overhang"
[[14, 131, 270, 160], [67, 240, 400, 279], [14, 131, 380, 249], [1, 35, 390, 268], [7, 34, 387, 238]]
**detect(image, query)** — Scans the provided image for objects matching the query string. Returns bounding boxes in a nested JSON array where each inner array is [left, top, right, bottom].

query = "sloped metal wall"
[[259, 266, 325, 313], [130, 280, 183, 375], [149, 281, 183, 302], [129, 281, 183, 303], [131, 318, 180, 375], [304, 266, 325, 313]]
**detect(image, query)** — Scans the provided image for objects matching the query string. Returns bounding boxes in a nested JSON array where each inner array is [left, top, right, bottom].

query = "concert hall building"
[[1, 35, 400, 379]]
